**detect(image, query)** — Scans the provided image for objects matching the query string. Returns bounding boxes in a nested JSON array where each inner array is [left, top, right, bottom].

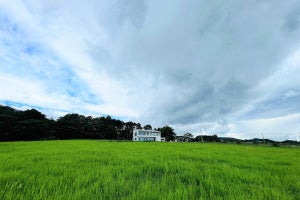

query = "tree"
[[159, 126, 176, 141], [0, 106, 18, 137], [122, 121, 133, 140], [143, 124, 152, 130], [0, 105, 163, 141], [20, 109, 46, 120], [183, 133, 193, 141], [56, 114, 86, 139], [12, 119, 52, 140], [0, 106, 53, 141], [136, 123, 142, 129], [194, 134, 219, 142]]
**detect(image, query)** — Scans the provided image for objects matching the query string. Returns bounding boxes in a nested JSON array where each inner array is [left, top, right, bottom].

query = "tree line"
[[0, 105, 176, 141]]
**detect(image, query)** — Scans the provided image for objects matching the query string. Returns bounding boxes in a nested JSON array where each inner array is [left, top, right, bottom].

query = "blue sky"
[[0, 0, 300, 140]]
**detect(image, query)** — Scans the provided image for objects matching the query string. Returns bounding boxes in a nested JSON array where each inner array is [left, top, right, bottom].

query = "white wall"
[[132, 129, 162, 141]]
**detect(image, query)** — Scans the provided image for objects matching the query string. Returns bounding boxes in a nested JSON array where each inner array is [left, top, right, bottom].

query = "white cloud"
[[226, 113, 300, 141], [283, 90, 300, 99]]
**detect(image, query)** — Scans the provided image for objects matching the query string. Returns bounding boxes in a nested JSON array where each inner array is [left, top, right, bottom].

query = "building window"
[[139, 131, 145, 135], [138, 137, 155, 141]]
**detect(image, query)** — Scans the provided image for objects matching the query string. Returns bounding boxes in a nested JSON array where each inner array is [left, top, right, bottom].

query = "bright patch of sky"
[[0, 0, 300, 140]]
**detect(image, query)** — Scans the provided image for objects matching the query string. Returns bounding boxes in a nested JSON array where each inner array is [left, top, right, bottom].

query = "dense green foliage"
[[0, 140, 299, 199], [159, 125, 176, 141], [0, 105, 170, 141]]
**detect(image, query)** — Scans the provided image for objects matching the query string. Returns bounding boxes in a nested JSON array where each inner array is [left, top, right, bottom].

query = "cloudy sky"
[[1, 0, 300, 140]]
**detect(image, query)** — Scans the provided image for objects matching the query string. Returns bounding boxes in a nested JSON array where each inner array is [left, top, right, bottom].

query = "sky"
[[0, 0, 300, 140]]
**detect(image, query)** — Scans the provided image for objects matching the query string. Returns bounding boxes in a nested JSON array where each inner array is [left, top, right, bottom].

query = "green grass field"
[[0, 140, 299, 200]]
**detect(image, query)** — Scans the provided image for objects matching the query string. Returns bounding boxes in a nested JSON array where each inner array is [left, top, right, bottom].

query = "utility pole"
[[261, 132, 265, 144], [200, 128, 204, 143]]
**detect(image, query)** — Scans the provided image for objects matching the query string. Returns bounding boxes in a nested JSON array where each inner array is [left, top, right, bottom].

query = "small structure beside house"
[[132, 128, 165, 142]]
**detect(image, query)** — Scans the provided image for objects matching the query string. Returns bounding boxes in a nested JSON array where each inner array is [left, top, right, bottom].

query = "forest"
[[0, 105, 175, 141]]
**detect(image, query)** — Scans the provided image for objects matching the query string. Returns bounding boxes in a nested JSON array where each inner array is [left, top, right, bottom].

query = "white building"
[[133, 128, 165, 142]]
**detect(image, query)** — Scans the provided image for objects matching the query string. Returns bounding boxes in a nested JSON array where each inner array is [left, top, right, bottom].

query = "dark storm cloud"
[[86, 0, 300, 131]]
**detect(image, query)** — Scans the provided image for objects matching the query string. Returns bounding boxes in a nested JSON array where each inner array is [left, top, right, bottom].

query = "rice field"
[[0, 140, 299, 200]]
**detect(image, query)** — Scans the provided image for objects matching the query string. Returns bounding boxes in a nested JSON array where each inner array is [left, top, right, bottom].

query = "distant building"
[[132, 128, 165, 142]]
